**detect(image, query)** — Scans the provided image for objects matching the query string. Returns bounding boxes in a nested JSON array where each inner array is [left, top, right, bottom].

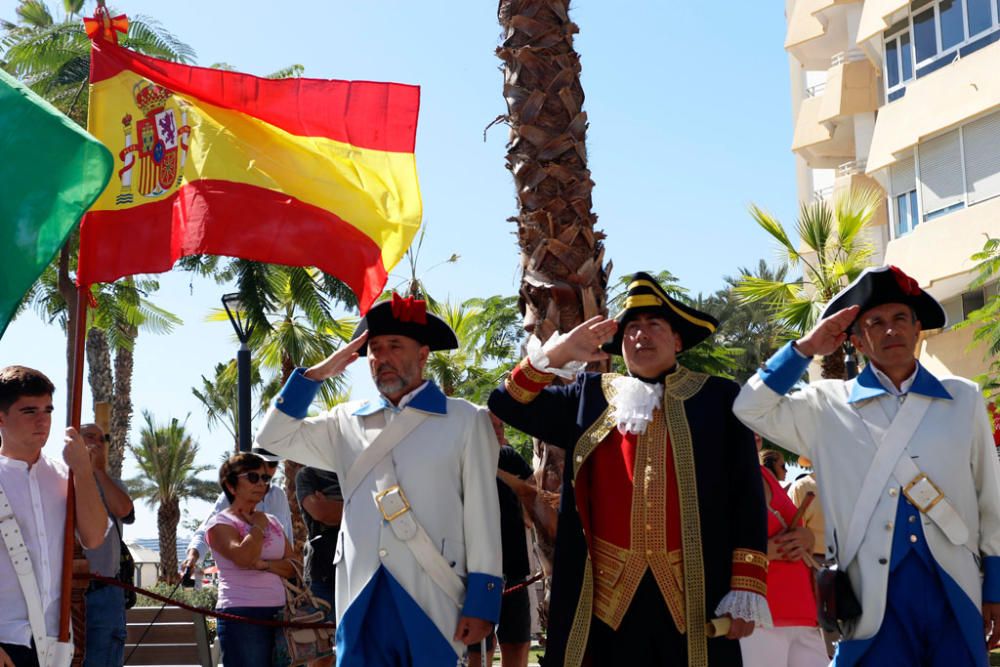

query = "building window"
[[887, 110, 1000, 233], [913, 7, 939, 62], [962, 289, 986, 318], [939, 0, 966, 50], [962, 110, 1000, 204], [919, 129, 966, 221], [884, 31, 915, 90], [968, 0, 994, 35], [895, 191, 920, 236], [890, 157, 919, 238], [886, 0, 1000, 78]]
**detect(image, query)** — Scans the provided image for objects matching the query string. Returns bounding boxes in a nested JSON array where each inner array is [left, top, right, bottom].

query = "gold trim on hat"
[[622, 295, 718, 333]]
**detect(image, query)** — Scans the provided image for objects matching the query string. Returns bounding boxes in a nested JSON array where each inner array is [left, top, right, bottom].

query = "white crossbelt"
[[0, 480, 73, 667], [842, 393, 969, 567], [341, 408, 466, 609]]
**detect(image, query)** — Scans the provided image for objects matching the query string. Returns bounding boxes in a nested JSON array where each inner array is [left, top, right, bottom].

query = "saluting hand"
[[545, 316, 618, 368], [795, 305, 860, 358], [304, 331, 368, 382]]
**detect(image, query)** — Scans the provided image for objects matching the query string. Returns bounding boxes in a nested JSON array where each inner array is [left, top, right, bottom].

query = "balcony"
[[793, 96, 857, 167], [817, 57, 879, 122], [786, 0, 862, 69], [867, 42, 1000, 172]]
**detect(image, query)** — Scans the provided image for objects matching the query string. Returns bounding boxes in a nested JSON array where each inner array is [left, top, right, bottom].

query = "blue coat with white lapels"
[[255, 372, 503, 663], [734, 342, 1000, 659]]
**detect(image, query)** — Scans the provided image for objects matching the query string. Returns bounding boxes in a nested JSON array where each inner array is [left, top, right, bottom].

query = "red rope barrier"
[[94, 568, 545, 628], [91, 575, 336, 629]]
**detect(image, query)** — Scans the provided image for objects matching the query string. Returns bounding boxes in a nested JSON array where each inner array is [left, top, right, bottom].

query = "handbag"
[[272, 561, 335, 667], [815, 562, 862, 633]]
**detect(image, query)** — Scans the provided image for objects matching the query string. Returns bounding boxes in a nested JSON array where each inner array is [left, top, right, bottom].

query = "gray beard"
[[375, 375, 407, 397]]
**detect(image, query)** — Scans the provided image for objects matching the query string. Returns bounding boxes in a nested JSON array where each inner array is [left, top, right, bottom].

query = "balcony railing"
[[813, 186, 835, 201], [837, 159, 867, 177], [805, 81, 828, 98], [831, 49, 866, 66]]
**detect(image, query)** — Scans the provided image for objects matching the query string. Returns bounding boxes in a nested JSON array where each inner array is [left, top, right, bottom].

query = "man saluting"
[[255, 294, 502, 667], [735, 265, 1000, 666], [490, 272, 769, 667]]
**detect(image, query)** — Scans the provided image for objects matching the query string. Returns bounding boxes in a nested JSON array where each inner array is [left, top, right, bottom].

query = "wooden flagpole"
[[58, 288, 89, 642]]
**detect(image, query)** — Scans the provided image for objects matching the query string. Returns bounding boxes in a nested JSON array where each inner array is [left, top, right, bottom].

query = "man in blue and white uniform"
[[256, 293, 502, 667], [735, 265, 1000, 665]]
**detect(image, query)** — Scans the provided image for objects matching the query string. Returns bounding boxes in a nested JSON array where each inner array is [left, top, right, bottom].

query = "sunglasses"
[[238, 471, 273, 484]]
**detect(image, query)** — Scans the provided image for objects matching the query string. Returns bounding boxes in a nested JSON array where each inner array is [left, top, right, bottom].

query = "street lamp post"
[[222, 293, 255, 452], [845, 341, 859, 380]]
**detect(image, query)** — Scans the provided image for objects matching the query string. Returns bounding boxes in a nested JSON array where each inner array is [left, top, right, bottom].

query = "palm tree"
[[496, 5, 607, 620], [734, 188, 881, 379], [717, 261, 794, 382], [954, 236, 1000, 401], [126, 411, 216, 583], [191, 360, 266, 454]]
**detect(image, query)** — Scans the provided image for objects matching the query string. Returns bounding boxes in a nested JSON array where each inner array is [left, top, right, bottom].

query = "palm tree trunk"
[[109, 327, 136, 480], [158, 497, 181, 584], [820, 347, 849, 380], [498, 0, 608, 626]]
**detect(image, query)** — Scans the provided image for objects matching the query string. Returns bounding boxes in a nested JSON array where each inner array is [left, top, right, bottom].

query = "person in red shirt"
[[740, 456, 828, 666]]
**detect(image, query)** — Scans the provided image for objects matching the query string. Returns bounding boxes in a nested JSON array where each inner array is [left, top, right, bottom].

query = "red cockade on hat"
[[889, 265, 921, 296], [390, 293, 427, 324]]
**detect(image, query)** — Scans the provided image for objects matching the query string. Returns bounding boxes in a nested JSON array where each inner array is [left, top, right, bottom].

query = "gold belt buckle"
[[902, 473, 944, 513], [375, 485, 411, 522]]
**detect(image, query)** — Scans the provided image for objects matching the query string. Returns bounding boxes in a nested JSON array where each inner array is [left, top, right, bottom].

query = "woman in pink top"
[[207, 453, 299, 667], [740, 455, 828, 667]]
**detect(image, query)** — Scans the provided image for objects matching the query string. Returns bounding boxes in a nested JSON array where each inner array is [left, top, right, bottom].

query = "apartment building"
[[785, 0, 1000, 379]]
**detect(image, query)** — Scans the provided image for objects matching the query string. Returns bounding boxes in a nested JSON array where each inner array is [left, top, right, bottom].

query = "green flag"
[[0, 69, 112, 337]]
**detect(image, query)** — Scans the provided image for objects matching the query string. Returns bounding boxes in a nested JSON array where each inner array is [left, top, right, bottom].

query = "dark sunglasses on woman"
[[238, 471, 273, 484]]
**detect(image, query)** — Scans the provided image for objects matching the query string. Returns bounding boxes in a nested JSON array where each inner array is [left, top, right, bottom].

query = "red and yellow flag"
[[79, 33, 421, 313]]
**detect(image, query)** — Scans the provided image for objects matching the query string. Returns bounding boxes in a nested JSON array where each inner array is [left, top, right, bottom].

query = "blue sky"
[[0, 0, 799, 541]]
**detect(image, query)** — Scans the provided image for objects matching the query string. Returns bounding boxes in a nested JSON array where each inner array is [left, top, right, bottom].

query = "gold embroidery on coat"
[[664, 368, 710, 667]]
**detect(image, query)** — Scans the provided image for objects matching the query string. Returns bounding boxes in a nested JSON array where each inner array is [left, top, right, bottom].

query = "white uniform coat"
[[255, 374, 502, 658], [734, 344, 1000, 642]]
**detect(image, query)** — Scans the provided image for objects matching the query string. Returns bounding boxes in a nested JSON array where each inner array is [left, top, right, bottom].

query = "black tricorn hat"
[[351, 293, 459, 356], [602, 271, 719, 356], [821, 265, 946, 330]]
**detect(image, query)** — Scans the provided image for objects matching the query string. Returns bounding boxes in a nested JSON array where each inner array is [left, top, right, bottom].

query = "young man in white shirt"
[[0, 366, 108, 667]]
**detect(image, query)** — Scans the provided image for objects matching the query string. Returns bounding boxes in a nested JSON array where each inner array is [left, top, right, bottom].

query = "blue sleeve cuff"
[[983, 556, 1000, 602], [756, 341, 811, 396], [274, 368, 322, 419], [462, 572, 503, 623]]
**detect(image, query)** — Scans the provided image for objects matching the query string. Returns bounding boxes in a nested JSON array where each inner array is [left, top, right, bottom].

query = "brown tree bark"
[[497, 0, 610, 625], [158, 497, 181, 584], [110, 327, 136, 480]]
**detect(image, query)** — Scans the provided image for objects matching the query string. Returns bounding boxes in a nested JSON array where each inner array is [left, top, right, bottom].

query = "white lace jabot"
[[609, 376, 663, 435]]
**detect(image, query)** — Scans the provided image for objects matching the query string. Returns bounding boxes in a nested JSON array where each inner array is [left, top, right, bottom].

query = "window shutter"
[[890, 157, 915, 196], [918, 129, 964, 216], [962, 111, 1000, 205]]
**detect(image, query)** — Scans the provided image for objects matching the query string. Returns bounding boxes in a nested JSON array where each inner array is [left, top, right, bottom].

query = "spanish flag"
[[79, 32, 421, 313]]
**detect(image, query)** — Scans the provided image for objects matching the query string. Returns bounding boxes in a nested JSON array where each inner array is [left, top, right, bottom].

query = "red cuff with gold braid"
[[504, 357, 556, 404], [730, 548, 768, 596]]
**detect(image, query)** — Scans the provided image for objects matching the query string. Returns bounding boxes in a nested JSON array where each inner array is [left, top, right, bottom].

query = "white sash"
[[340, 408, 466, 608], [0, 480, 73, 667], [841, 392, 968, 567]]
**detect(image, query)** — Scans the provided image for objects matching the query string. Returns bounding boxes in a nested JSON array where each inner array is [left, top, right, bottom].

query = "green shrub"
[[134, 582, 218, 611]]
